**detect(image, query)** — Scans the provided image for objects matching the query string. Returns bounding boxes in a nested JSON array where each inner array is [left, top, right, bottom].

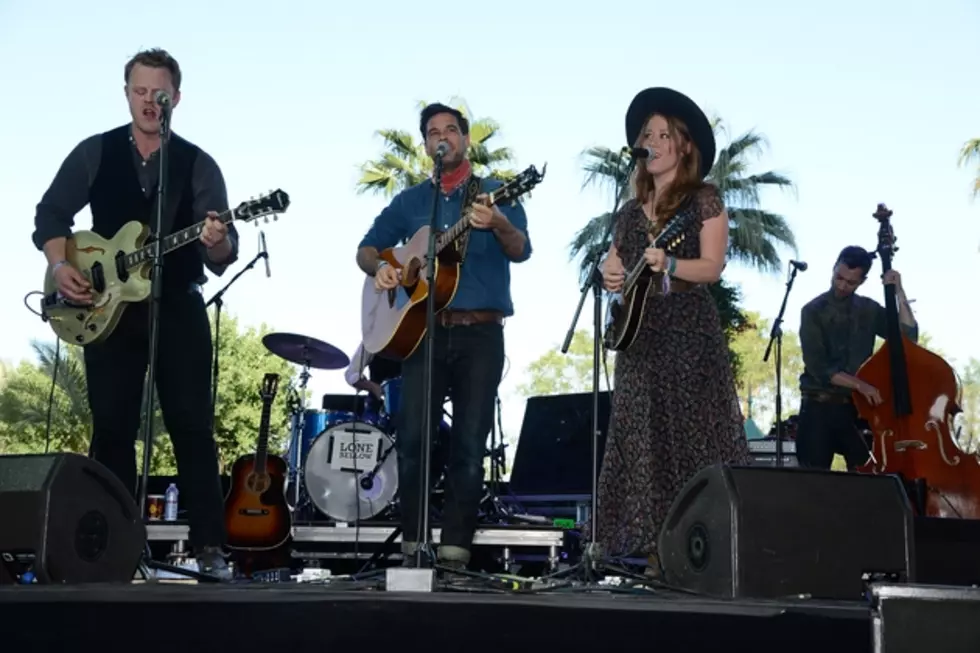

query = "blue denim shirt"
[[359, 176, 532, 316]]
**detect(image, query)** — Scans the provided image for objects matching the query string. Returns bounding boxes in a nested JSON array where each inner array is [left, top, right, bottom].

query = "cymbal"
[[262, 332, 351, 370]]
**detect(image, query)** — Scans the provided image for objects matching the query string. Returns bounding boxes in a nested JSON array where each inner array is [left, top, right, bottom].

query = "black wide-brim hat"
[[625, 87, 715, 179]]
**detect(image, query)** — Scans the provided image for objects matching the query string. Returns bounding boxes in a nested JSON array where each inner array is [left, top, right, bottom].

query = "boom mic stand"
[[763, 260, 804, 468], [546, 150, 641, 583], [205, 242, 269, 435]]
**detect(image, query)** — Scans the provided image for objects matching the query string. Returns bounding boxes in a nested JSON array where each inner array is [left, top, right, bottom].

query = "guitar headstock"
[[489, 164, 547, 207], [260, 373, 280, 402], [872, 202, 897, 268], [235, 189, 291, 227], [654, 215, 689, 251]]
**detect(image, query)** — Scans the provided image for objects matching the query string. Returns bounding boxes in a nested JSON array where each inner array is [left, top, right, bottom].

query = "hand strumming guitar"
[[54, 262, 92, 304], [374, 261, 401, 291]]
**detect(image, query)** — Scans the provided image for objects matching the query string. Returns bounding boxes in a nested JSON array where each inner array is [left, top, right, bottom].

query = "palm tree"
[[356, 98, 519, 197], [569, 117, 797, 281], [957, 138, 980, 199]]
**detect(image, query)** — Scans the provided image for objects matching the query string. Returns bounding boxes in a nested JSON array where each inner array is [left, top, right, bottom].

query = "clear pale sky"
[[1, 1, 977, 446]]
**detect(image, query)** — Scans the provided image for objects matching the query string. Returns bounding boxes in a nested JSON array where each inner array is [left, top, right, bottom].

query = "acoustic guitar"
[[41, 190, 290, 346], [602, 211, 690, 352], [224, 372, 292, 551], [360, 164, 546, 360]]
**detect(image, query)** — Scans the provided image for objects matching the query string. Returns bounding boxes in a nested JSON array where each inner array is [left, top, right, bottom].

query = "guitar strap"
[[452, 174, 484, 264]]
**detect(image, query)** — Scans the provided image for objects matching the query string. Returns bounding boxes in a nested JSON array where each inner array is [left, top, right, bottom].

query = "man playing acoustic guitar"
[[31, 48, 237, 580], [356, 103, 532, 570]]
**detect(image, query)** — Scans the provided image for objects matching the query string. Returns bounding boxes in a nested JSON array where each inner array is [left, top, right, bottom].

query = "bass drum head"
[[303, 420, 398, 522]]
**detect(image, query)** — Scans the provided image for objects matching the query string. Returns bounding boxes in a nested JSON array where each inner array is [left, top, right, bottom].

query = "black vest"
[[88, 125, 202, 291]]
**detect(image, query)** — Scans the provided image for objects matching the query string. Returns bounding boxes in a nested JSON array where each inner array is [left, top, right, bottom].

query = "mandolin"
[[41, 190, 290, 346], [224, 373, 292, 551], [602, 212, 690, 352], [360, 164, 546, 360]]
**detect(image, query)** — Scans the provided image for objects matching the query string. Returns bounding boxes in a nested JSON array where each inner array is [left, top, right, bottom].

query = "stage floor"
[[2, 580, 872, 653]]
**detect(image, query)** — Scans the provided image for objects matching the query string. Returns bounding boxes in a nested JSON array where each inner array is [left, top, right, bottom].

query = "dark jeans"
[[795, 397, 871, 470], [83, 286, 225, 550], [396, 322, 504, 558]]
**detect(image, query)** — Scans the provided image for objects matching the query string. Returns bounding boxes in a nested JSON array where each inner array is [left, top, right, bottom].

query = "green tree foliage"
[[728, 310, 803, 420], [0, 313, 298, 475], [957, 137, 980, 199], [516, 329, 609, 397]]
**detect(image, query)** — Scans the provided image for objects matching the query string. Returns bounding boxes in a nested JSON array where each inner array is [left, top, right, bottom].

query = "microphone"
[[790, 260, 808, 271], [260, 231, 271, 278], [153, 90, 172, 108], [622, 146, 656, 159], [434, 141, 449, 158]]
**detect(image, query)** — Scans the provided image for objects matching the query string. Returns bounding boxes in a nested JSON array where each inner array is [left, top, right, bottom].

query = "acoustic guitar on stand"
[[40, 190, 291, 346], [602, 212, 690, 352], [360, 164, 546, 360], [224, 372, 292, 551]]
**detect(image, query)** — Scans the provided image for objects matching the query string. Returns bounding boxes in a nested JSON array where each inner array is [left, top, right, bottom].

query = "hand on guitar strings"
[[601, 252, 625, 292], [468, 194, 507, 230], [54, 263, 92, 304], [200, 211, 229, 249], [855, 379, 884, 407], [643, 246, 668, 272], [881, 269, 902, 290], [374, 264, 401, 291]]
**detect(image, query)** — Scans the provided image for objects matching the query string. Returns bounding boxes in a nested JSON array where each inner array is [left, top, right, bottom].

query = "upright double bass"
[[854, 204, 980, 519]]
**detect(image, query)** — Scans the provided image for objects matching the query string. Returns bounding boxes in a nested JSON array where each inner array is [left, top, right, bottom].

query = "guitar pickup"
[[90, 260, 107, 293]]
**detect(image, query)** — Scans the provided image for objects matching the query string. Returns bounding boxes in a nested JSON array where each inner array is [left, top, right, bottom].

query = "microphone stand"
[[136, 105, 171, 519], [763, 262, 802, 468], [546, 152, 639, 583], [414, 148, 445, 569], [205, 247, 269, 436]]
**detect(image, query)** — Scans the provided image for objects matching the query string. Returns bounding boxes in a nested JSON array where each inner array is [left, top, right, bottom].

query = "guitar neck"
[[254, 399, 274, 470], [433, 180, 509, 253], [123, 209, 235, 272], [621, 220, 679, 294]]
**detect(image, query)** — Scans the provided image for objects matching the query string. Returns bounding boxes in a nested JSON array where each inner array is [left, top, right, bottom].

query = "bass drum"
[[304, 420, 398, 522]]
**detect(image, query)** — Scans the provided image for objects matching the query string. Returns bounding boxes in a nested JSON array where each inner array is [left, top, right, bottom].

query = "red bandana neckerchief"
[[436, 159, 472, 194]]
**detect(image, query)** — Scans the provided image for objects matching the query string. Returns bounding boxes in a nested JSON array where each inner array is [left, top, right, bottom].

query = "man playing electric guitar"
[[355, 103, 532, 570], [31, 48, 236, 580]]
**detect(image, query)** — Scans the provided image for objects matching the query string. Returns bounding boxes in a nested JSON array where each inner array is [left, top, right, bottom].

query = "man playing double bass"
[[796, 245, 919, 470]]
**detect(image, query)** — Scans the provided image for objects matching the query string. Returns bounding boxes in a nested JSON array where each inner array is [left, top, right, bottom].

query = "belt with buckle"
[[437, 310, 505, 328]]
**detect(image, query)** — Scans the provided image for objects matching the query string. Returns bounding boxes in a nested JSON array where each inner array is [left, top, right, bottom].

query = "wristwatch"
[[376, 260, 389, 275]]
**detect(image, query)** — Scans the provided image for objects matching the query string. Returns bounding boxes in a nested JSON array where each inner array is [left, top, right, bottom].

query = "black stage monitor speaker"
[[508, 392, 610, 496], [0, 453, 147, 584], [658, 464, 916, 600]]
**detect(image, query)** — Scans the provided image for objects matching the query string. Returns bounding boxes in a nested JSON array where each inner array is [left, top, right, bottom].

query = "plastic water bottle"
[[164, 483, 179, 521]]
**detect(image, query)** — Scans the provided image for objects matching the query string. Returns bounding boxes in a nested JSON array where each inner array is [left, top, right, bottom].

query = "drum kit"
[[260, 332, 456, 524]]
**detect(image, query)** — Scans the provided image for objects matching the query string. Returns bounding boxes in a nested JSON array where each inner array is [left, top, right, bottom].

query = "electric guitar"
[[360, 164, 546, 360], [41, 190, 291, 346], [602, 212, 691, 352], [224, 372, 292, 551]]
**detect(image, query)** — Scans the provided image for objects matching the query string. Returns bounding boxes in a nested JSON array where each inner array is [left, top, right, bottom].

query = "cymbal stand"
[[286, 359, 313, 509]]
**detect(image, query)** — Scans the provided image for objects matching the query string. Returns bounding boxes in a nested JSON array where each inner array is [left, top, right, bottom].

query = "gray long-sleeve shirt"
[[32, 127, 239, 282]]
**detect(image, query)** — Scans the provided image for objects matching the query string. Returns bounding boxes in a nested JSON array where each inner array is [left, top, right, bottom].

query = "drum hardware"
[[262, 332, 351, 510], [304, 420, 399, 522]]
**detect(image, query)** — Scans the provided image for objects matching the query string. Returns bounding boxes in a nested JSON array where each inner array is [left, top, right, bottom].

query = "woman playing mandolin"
[[592, 88, 751, 577]]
